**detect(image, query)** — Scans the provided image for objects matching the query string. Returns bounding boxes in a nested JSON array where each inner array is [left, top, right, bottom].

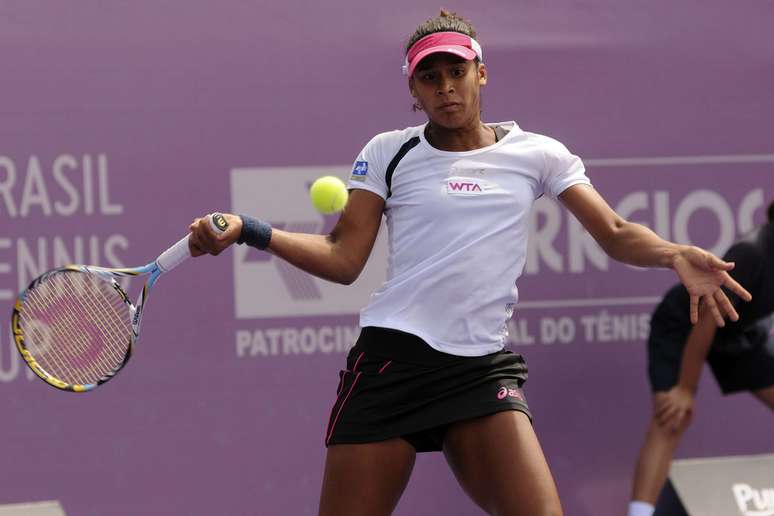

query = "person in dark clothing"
[[627, 201, 774, 516]]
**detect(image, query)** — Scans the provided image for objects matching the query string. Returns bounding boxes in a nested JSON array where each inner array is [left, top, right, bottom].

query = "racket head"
[[11, 266, 136, 392]]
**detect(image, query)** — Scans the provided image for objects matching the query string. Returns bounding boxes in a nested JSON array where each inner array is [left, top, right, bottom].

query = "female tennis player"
[[189, 11, 751, 516]]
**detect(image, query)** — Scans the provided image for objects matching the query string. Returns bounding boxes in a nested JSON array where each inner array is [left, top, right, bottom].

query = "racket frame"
[[11, 213, 226, 392], [11, 261, 159, 392]]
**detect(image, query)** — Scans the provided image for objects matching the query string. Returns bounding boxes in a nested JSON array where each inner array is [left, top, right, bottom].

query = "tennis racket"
[[10, 213, 230, 392]]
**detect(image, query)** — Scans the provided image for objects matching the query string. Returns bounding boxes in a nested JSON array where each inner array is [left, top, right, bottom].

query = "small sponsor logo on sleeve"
[[351, 161, 368, 181]]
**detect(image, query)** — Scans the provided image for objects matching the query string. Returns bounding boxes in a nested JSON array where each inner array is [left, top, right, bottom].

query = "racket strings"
[[31, 275, 117, 382], [21, 277, 119, 385], [21, 283, 105, 384], [41, 274, 123, 382], [19, 271, 132, 385], [23, 277, 100, 384], [24, 295, 96, 384], [23, 274, 127, 384], [75, 274, 132, 364], [52, 272, 131, 381]]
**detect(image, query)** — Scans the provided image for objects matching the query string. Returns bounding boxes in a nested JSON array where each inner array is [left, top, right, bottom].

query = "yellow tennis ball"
[[310, 176, 348, 214]]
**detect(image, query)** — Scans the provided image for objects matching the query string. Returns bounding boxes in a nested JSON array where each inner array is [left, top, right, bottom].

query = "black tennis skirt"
[[324, 326, 531, 452]]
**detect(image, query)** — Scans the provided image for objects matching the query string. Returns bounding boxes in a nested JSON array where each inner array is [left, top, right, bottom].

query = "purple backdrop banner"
[[1, 2, 772, 515]]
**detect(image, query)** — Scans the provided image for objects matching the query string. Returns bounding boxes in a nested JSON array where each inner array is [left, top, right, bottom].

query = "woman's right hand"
[[188, 213, 243, 257]]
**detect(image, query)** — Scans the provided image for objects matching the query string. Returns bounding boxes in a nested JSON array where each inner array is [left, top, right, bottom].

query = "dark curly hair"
[[768, 201, 774, 222], [406, 10, 478, 54]]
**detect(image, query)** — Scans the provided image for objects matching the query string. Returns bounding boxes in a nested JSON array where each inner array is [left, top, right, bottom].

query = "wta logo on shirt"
[[449, 181, 482, 192], [351, 161, 368, 181], [445, 176, 503, 196]]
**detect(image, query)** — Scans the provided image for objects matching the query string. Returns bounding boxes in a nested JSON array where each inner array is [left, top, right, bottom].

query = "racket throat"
[[130, 271, 160, 341], [130, 304, 143, 339]]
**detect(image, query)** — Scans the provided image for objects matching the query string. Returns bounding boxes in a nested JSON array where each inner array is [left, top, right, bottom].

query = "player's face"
[[409, 53, 487, 129]]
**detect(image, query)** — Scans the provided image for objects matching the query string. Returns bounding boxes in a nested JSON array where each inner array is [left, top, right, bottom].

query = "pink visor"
[[403, 31, 483, 76]]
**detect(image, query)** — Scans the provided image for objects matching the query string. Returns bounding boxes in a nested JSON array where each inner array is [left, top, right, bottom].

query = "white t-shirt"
[[348, 121, 591, 356]]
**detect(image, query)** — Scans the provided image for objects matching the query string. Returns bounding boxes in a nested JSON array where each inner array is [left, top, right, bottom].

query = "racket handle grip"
[[156, 235, 192, 273], [156, 213, 229, 273]]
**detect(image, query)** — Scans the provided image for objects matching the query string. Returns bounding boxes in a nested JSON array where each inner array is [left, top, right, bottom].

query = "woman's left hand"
[[672, 245, 752, 326]]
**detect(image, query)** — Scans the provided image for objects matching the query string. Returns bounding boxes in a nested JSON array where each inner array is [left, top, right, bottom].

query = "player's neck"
[[425, 119, 496, 152]]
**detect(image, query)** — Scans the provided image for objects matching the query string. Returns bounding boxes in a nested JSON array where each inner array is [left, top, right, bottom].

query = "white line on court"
[[517, 297, 661, 309], [586, 154, 774, 167]]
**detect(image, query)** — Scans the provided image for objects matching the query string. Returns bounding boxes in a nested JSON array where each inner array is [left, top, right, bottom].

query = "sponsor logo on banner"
[[229, 167, 387, 358], [732, 483, 774, 516], [230, 167, 388, 319], [508, 156, 769, 349]]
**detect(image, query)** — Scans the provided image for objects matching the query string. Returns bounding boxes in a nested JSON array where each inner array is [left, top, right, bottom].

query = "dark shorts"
[[648, 314, 774, 394], [324, 327, 531, 453]]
